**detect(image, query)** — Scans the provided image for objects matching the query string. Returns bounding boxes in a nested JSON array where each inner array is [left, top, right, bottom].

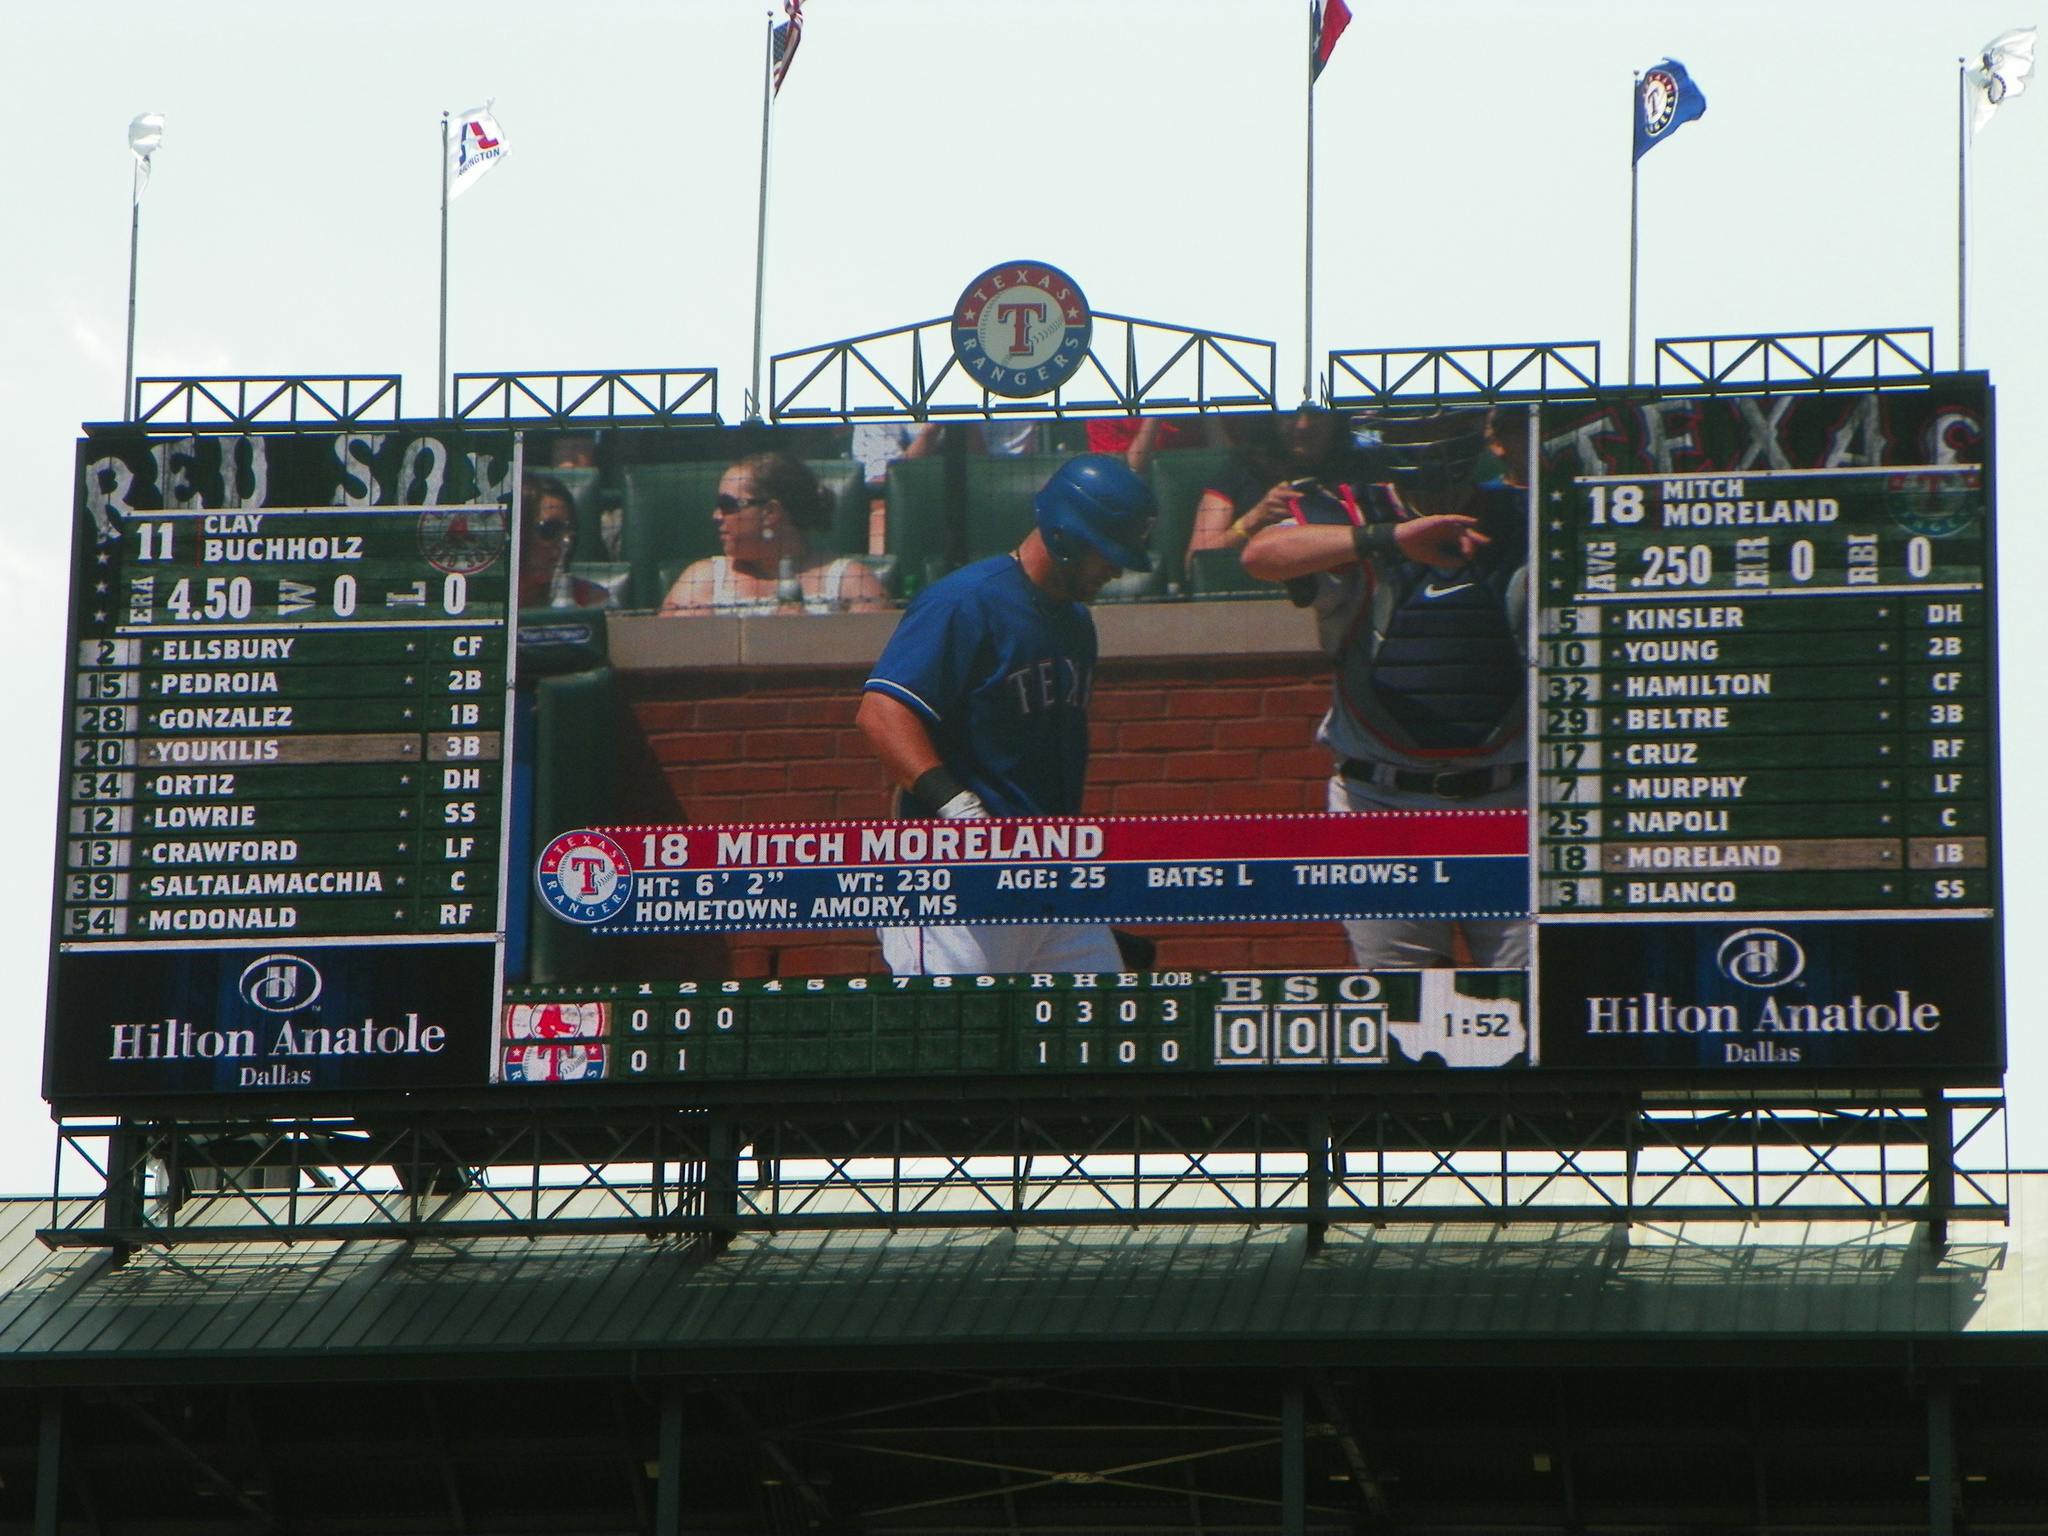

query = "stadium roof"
[[0, 1174, 2042, 1387]]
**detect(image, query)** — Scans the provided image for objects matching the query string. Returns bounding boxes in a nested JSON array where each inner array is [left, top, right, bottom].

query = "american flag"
[[772, 0, 804, 97]]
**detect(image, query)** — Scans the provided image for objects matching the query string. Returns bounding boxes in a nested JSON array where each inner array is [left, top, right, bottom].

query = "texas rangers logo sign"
[[951, 261, 1092, 399], [536, 830, 634, 925]]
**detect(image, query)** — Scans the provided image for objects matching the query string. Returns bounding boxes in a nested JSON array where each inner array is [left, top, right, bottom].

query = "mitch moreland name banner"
[[535, 812, 1528, 934]]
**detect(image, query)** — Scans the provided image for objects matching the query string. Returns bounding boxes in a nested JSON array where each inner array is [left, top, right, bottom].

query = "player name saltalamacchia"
[[142, 870, 386, 897]]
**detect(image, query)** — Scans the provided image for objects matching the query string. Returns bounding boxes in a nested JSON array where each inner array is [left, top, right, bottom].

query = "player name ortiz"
[[950, 261, 1093, 399], [534, 814, 1528, 934]]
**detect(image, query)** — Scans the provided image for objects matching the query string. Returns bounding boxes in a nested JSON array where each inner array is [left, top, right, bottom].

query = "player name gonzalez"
[[536, 814, 1530, 934]]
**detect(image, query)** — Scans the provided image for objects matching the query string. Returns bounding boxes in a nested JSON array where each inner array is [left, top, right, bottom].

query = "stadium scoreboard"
[[42, 386, 2005, 1109]]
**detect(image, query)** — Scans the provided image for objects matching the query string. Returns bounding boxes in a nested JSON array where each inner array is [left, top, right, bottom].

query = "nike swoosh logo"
[[1420, 582, 1475, 599]]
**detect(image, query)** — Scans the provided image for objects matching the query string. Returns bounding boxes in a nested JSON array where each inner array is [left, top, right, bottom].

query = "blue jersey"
[[865, 556, 1096, 816]]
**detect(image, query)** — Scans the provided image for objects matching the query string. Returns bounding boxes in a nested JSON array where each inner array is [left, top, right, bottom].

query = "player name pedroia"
[[714, 822, 1104, 867]]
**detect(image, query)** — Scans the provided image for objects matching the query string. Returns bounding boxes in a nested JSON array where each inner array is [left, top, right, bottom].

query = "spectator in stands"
[[518, 475, 614, 609], [661, 452, 887, 615]]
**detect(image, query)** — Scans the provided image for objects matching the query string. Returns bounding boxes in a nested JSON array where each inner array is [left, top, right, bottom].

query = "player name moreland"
[[713, 823, 1105, 867]]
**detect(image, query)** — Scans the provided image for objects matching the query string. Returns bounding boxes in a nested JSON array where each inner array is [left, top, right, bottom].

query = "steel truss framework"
[[1655, 328, 1938, 393], [1325, 342, 1602, 405], [452, 367, 719, 425], [45, 1087, 2006, 1250], [767, 314, 1277, 422], [127, 374, 402, 430]]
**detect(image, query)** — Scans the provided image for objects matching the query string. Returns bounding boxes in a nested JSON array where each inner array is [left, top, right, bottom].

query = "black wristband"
[[1350, 522, 1397, 560], [912, 766, 967, 814]]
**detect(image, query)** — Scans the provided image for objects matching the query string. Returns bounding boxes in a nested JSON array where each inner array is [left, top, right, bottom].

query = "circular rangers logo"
[[536, 830, 635, 925], [1716, 927, 1806, 990], [418, 506, 508, 575], [1640, 69, 1680, 138], [951, 261, 1092, 399]]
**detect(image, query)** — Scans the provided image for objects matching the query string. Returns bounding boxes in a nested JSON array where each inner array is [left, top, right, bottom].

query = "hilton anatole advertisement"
[[1538, 918, 2001, 1074]]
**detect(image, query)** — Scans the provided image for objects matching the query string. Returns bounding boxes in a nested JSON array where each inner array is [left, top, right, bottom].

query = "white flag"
[[128, 112, 164, 201], [1969, 27, 2037, 135], [448, 103, 508, 198]]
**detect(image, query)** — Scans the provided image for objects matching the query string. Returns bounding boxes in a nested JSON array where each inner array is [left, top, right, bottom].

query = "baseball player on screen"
[[856, 455, 1156, 976], [1242, 406, 1530, 968]]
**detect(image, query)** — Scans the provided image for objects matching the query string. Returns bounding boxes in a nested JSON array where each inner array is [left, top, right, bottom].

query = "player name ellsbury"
[[151, 637, 297, 662]]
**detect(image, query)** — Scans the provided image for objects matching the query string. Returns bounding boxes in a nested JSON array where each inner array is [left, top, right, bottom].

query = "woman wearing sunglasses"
[[661, 452, 887, 615], [518, 475, 614, 609]]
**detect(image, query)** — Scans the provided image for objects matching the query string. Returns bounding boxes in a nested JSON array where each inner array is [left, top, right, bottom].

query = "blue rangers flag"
[[771, 0, 804, 96], [1633, 58, 1707, 162]]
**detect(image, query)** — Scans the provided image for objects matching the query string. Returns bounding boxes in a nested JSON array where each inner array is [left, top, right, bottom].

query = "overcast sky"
[[2, 0, 2043, 1192]]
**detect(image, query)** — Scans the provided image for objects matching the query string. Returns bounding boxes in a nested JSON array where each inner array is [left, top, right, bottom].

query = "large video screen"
[[44, 389, 2001, 1107]]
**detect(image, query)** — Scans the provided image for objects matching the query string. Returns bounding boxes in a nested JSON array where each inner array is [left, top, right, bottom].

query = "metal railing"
[[1654, 329, 1937, 393], [769, 314, 1276, 422], [451, 368, 718, 425], [1327, 343, 1601, 406], [129, 375, 401, 430]]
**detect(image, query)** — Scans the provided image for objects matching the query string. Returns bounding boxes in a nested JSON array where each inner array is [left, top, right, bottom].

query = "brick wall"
[[616, 653, 1355, 978]]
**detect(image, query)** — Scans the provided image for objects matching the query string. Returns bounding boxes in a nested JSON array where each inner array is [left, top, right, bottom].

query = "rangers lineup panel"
[[43, 385, 2004, 1108]]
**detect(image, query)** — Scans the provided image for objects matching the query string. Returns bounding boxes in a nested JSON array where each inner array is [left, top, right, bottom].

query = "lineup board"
[[1537, 464, 1991, 916], [47, 432, 519, 1101]]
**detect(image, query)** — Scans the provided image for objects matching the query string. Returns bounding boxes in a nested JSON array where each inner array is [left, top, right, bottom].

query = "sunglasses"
[[533, 518, 573, 542], [714, 493, 768, 516]]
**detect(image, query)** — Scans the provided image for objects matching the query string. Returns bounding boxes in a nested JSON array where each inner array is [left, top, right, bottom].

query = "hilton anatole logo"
[[1583, 928, 1943, 1066], [108, 952, 448, 1087]]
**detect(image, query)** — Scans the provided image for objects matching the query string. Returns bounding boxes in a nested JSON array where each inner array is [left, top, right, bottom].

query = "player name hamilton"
[[108, 1014, 448, 1087], [1582, 989, 1944, 1065]]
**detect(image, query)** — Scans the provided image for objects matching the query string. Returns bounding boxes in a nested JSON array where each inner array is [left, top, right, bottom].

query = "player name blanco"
[[1618, 673, 1769, 698], [109, 1014, 447, 1061], [153, 637, 296, 662]]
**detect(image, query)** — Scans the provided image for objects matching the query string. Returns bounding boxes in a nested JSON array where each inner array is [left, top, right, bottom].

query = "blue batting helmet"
[[1034, 455, 1156, 572]]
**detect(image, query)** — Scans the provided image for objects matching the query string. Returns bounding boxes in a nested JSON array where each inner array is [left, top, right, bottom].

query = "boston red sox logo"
[[951, 261, 1092, 399], [536, 829, 635, 924]]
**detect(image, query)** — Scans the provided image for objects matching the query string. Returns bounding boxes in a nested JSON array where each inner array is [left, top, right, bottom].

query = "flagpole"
[[124, 160, 143, 421], [1303, 1, 1316, 405], [749, 10, 775, 421], [1957, 59, 1968, 371], [439, 112, 451, 418], [1627, 73, 1640, 388]]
